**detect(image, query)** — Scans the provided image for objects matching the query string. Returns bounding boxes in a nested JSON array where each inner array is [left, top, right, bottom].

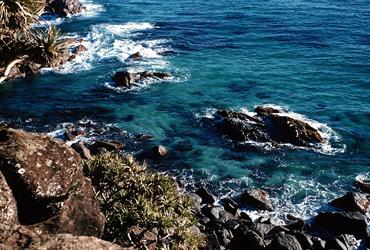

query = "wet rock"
[[357, 179, 370, 194], [215, 110, 268, 142], [113, 71, 171, 88], [311, 236, 326, 250], [312, 211, 368, 238], [0, 128, 105, 236], [91, 140, 125, 154], [74, 44, 86, 55], [196, 187, 216, 204], [46, 0, 85, 17], [0, 172, 18, 225], [267, 114, 324, 146], [0, 224, 123, 250], [63, 126, 85, 141], [267, 232, 302, 250], [212, 108, 324, 148], [330, 192, 369, 214], [129, 52, 143, 60], [175, 140, 193, 152], [134, 133, 154, 142], [291, 232, 313, 250], [71, 142, 92, 160], [123, 114, 135, 122], [327, 234, 358, 250], [254, 106, 282, 116], [152, 145, 168, 157], [239, 189, 273, 211], [222, 198, 239, 215]]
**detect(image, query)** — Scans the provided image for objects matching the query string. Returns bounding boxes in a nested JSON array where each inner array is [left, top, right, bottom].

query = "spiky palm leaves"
[[84, 153, 205, 249], [0, 0, 44, 32]]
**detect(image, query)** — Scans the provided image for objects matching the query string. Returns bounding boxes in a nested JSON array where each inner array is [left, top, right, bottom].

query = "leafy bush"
[[84, 152, 204, 249]]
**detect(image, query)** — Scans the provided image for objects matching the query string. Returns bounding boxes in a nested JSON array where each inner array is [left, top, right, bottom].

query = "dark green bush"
[[84, 152, 204, 249]]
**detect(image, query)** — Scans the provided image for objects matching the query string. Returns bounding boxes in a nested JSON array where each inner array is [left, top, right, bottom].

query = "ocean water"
[[1, 0, 369, 220]]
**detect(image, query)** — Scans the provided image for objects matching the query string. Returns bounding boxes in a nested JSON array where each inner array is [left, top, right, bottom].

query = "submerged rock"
[[239, 189, 273, 211], [90, 140, 125, 155], [129, 52, 143, 60], [0, 128, 105, 237], [211, 106, 324, 148], [113, 71, 171, 88], [357, 179, 370, 194], [152, 145, 168, 157]]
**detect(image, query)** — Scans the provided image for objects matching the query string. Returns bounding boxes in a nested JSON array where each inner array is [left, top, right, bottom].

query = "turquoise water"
[[0, 0, 369, 219]]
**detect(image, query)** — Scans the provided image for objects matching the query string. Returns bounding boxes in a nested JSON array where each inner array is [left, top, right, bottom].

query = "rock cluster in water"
[[45, 0, 85, 17], [211, 106, 324, 148], [113, 71, 171, 88], [190, 186, 369, 250]]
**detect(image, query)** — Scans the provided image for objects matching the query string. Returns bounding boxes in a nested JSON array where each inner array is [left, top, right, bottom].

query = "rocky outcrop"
[[45, 0, 85, 17], [211, 106, 324, 148], [239, 189, 273, 211], [113, 71, 171, 88], [330, 192, 369, 214], [0, 224, 123, 250], [357, 179, 370, 194], [0, 128, 105, 237], [0, 172, 18, 225]]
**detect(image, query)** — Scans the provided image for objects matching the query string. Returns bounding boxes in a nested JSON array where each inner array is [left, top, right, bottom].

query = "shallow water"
[[1, 0, 369, 219]]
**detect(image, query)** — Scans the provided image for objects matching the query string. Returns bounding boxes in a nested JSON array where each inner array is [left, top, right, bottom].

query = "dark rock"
[[0, 172, 18, 225], [292, 232, 314, 250], [201, 205, 224, 220], [129, 52, 143, 60], [267, 114, 323, 146], [113, 71, 132, 88], [113, 71, 171, 88], [71, 142, 92, 160], [135, 133, 154, 142], [63, 126, 85, 141], [74, 45, 86, 55], [254, 222, 275, 237], [91, 140, 125, 154], [187, 193, 202, 214], [46, 0, 85, 17], [152, 145, 168, 157], [230, 226, 266, 250], [267, 232, 303, 250], [212, 108, 324, 147], [0, 128, 105, 237], [202, 231, 221, 250], [196, 187, 216, 204], [330, 192, 369, 214], [357, 179, 370, 194], [312, 211, 368, 238], [222, 198, 239, 215], [239, 211, 253, 221], [239, 189, 273, 211], [311, 236, 326, 250], [327, 234, 357, 250], [285, 219, 308, 232], [215, 110, 269, 142], [254, 106, 282, 116]]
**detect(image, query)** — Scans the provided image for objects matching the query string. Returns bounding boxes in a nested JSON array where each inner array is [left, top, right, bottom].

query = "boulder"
[[113, 71, 132, 88], [239, 189, 273, 211], [267, 232, 302, 250], [330, 192, 369, 214], [196, 187, 216, 204], [46, 0, 85, 17], [357, 179, 370, 194], [312, 211, 368, 239], [0, 172, 18, 225], [327, 234, 358, 250], [0, 224, 123, 249], [230, 226, 266, 250], [152, 145, 168, 157], [0, 128, 105, 236]]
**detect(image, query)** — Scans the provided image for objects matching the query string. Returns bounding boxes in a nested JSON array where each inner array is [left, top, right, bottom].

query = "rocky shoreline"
[[0, 126, 369, 249]]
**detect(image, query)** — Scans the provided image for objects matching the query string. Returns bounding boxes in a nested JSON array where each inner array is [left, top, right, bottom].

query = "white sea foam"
[[78, 0, 104, 18], [56, 22, 173, 77]]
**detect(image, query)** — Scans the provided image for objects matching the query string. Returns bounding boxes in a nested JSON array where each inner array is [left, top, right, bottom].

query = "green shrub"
[[83, 152, 204, 249]]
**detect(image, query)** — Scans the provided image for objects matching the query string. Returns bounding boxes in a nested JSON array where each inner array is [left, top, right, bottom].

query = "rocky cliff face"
[[0, 128, 119, 249]]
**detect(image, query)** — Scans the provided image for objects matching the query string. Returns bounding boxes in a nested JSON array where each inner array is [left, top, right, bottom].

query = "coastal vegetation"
[[0, 0, 78, 83], [84, 152, 205, 249]]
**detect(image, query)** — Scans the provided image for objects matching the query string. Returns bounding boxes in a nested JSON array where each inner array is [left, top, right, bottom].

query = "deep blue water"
[[1, 0, 369, 219]]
